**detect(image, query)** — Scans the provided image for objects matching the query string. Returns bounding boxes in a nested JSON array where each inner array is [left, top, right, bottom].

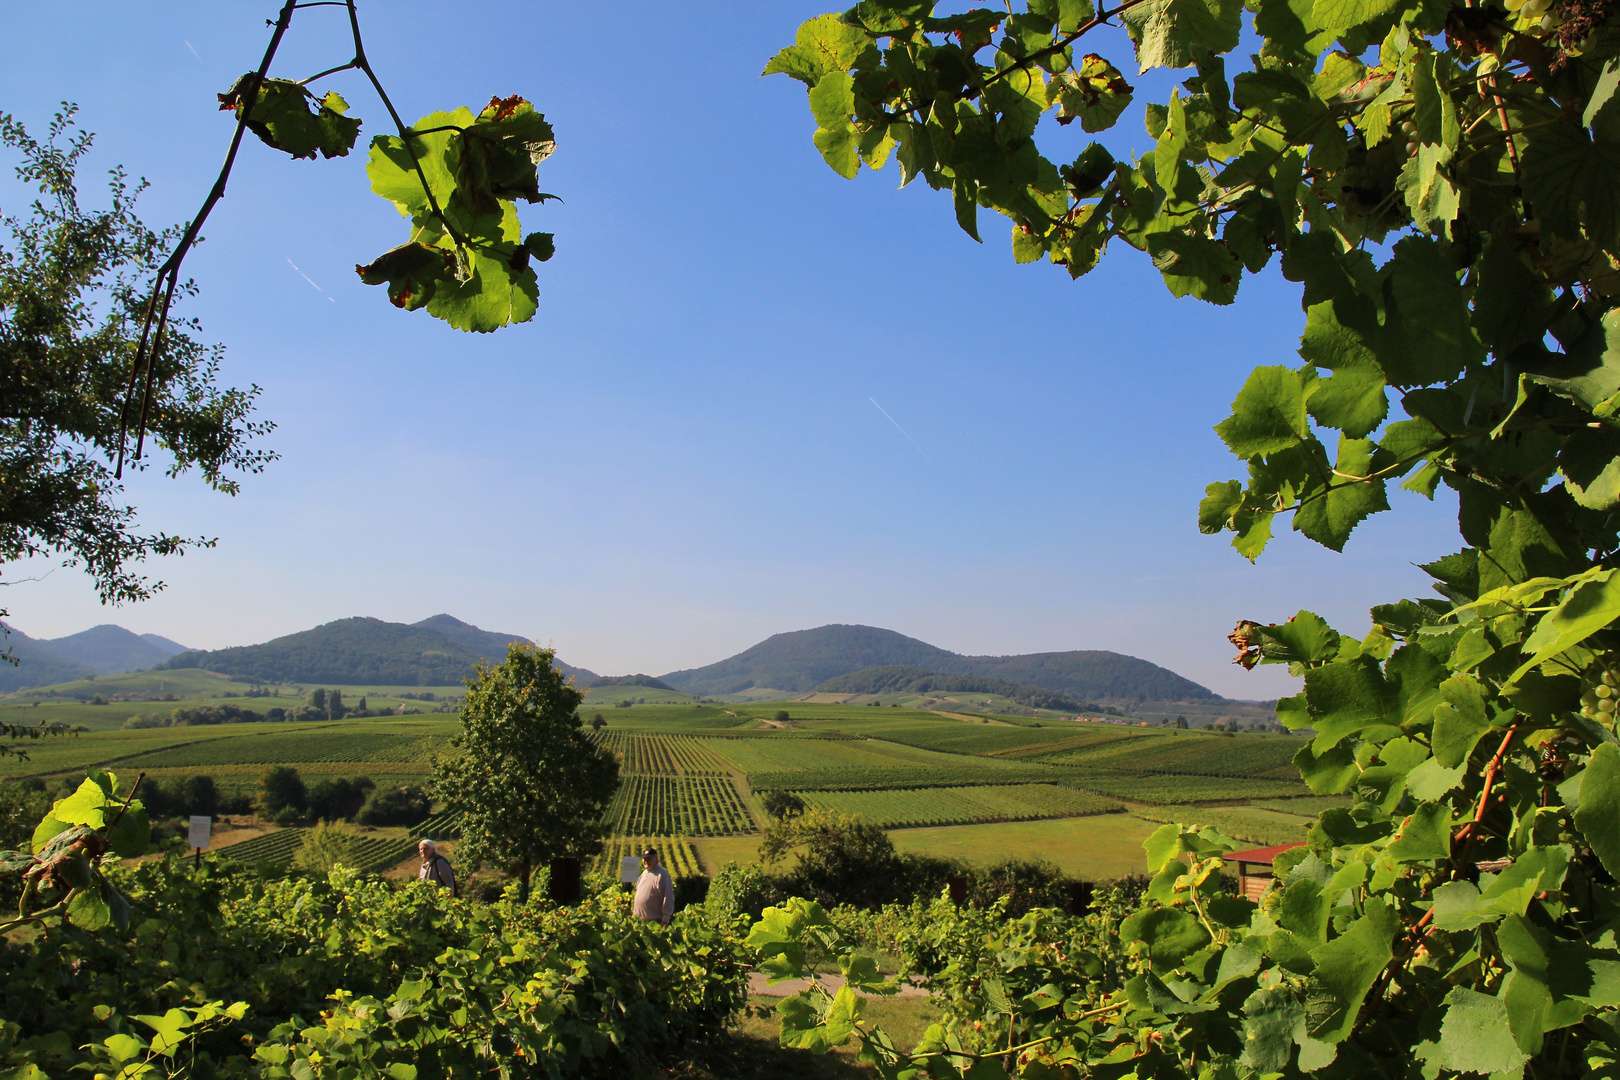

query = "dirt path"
[[748, 972, 930, 998]]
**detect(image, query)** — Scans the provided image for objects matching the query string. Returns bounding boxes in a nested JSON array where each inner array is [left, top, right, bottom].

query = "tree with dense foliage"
[[0, 110, 272, 617], [255, 765, 305, 820], [758, 0, 1620, 1074], [431, 643, 619, 902]]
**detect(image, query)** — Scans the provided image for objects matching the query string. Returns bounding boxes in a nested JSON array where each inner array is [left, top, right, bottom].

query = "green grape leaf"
[[104, 802, 150, 859], [1259, 610, 1343, 666], [1385, 800, 1451, 862], [1121, 907, 1211, 970], [1438, 988, 1530, 1075], [1575, 742, 1620, 880], [1198, 479, 1243, 533], [1305, 903, 1397, 1043], [356, 242, 456, 312], [66, 879, 128, 932], [1431, 674, 1490, 767], [1216, 366, 1310, 457], [1122, 0, 1243, 73], [1294, 740, 1359, 793], [1383, 237, 1481, 387], [366, 110, 468, 219], [30, 814, 73, 854], [1511, 570, 1620, 683], [1294, 436, 1389, 551], [1306, 363, 1386, 438], [219, 75, 361, 160], [51, 776, 114, 828], [1559, 426, 1620, 510], [1521, 120, 1620, 249], [1148, 232, 1241, 304], [764, 14, 870, 84], [1052, 55, 1134, 131], [451, 96, 557, 218], [1310, 0, 1400, 33], [1304, 656, 1398, 751]]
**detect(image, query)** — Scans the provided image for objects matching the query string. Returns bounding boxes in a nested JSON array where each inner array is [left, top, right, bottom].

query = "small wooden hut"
[[1224, 842, 1305, 901]]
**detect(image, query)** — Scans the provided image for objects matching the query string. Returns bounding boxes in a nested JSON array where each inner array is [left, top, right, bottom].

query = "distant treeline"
[[588, 674, 675, 691], [815, 665, 1099, 713], [122, 688, 448, 729]]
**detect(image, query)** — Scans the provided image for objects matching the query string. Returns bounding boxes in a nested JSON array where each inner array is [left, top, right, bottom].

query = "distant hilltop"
[[659, 624, 1218, 705], [2, 617, 1243, 710], [0, 624, 190, 694], [156, 615, 597, 687]]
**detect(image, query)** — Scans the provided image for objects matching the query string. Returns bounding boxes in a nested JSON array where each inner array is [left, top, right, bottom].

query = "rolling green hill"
[[410, 614, 598, 682], [815, 665, 1092, 712], [659, 624, 1219, 703], [158, 617, 592, 686], [44, 624, 188, 674], [0, 625, 94, 693]]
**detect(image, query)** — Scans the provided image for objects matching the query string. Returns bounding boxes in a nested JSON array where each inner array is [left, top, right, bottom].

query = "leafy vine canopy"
[[219, 81, 558, 334], [761, 0, 1620, 1077]]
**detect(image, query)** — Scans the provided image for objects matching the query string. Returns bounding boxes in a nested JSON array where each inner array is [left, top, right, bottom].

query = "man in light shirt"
[[632, 847, 673, 925]]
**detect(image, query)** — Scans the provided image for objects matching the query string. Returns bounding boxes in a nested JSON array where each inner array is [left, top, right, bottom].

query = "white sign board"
[[187, 816, 212, 849], [620, 855, 641, 884]]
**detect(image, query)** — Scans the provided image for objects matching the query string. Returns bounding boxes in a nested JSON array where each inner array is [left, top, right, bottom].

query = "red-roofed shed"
[[1225, 842, 1305, 902]]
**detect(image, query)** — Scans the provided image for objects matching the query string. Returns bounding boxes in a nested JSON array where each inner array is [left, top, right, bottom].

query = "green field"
[[5, 693, 1317, 880], [604, 775, 755, 836], [798, 784, 1121, 828], [889, 815, 1166, 880]]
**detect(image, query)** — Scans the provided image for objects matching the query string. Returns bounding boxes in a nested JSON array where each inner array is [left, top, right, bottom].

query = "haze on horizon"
[[0, 2, 1462, 699]]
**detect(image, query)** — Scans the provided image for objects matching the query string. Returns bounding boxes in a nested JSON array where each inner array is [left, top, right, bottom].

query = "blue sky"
[[1, 2, 1462, 697]]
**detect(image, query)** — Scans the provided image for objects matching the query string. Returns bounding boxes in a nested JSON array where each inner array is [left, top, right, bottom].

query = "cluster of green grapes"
[[1579, 666, 1620, 724], [1504, 0, 1562, 33]]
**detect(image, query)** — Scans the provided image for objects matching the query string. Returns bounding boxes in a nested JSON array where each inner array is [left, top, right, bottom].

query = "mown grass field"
[[5, 695, 1312, 882]]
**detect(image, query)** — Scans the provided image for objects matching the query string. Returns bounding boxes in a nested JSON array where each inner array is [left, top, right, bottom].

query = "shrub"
[[356, 785, 431, 826], [293, 821, 361, 873]]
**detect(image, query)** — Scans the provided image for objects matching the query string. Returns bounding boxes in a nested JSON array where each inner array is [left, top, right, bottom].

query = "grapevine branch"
[[115, 0, 469, 477], [115, 0, 299, 478]]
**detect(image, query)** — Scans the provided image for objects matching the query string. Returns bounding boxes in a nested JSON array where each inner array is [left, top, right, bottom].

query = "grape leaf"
[[219, 75, 361, 160], [1215, 366, 1310, 457], [1438, 988, 1530, 1075], [1121, 0, 1243, 73]]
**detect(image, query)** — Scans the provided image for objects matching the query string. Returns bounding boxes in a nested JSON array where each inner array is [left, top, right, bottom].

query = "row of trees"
[[254, 766, 430, 827]]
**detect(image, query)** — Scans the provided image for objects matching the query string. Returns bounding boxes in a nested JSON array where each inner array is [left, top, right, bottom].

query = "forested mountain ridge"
[[0, 625, 95, 693], [659, 623, 1218, 703], [158, 617, 594, 686], [44, 625, 188, 674], [815, 665, 1093, 712]]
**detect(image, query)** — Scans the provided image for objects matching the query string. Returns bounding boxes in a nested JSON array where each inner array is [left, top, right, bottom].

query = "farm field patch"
[[214, 826, 417, 874], [1044, 734, 1306, 779], [1133, 806, 1312, 847], [604, 775, 754, 836], [797, 784, 1121, 828], [889, 815, 1164, 880], [592, 732, 729, 775], [1072, 771, 1309, 803], [588, 837, 704, 881]]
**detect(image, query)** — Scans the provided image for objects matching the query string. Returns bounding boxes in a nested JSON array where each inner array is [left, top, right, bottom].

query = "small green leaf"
[[219, 76, 361, 160], [1122, 0, 1243, 72], [1148, 232, 1241, 304], [1305, 903, 1397, 1043], [1512, 570, 1620, 683], [1438, 988, 1530, 1075], [1575, 742, 1620, 880], [1216, 366, 1310, 457], [1052, 54, 1134, 132], [1121, 907, 1211, 970]]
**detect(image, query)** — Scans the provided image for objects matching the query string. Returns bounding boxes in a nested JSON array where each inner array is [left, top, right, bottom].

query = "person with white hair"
[[418, 839, 457, 896]]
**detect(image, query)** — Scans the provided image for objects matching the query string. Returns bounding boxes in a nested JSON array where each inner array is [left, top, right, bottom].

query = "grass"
[[888, 815, 1163, 880]]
